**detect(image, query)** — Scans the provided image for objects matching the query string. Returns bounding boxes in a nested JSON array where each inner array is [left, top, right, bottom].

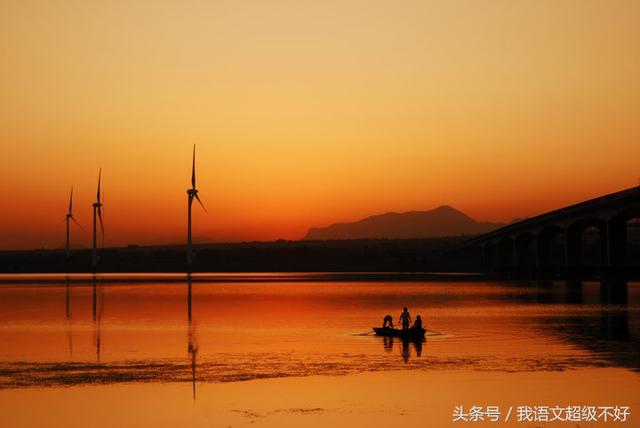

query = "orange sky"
[[1, 0, 639, 250]]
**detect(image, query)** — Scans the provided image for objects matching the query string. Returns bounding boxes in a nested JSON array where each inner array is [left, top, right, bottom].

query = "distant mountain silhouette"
[[303, 206, 503, 240]]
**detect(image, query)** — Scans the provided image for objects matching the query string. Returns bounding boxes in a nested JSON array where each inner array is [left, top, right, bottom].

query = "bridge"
[[456, 186, 640, 271]]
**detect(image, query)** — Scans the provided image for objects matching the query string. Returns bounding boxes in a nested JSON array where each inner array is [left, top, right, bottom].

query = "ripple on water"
[[0, 350, 614, 390]]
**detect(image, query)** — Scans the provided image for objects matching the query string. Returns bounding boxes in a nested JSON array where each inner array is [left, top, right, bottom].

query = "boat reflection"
[[414, 337, 423, 357], [401, 338, 424, 362], [381, 336, 425, 362], [383, 336, 393, 352]]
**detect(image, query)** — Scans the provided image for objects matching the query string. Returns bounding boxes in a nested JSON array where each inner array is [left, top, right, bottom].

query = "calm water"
[[0, 275, 638, 427]]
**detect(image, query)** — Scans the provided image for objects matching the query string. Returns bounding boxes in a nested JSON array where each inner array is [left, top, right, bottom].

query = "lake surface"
[[0, 275, 638, 427]]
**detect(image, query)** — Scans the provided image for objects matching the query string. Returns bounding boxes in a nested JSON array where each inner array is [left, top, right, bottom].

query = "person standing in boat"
[[398, 307, 412, 330]]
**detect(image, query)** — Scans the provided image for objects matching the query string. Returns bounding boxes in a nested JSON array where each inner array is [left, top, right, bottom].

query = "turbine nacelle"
[[64, 188, 82, 227]]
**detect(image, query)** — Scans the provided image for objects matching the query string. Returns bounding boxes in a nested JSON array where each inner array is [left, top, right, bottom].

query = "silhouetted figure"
[[413, 315, 423, 330], [382, 314, 394, 329], [399, 307, 412, 330]]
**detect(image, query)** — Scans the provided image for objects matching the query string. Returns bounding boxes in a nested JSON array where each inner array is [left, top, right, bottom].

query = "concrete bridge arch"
[[459, 186, 640, 272]]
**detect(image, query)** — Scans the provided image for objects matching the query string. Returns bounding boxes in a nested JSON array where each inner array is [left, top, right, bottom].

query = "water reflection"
[[0, 278, 638, 389], [65, 276, 71, 320], [402, 340, 410, 362], [404, 339, 424, 362], [383, 336, 393, 352], [93, 275, 103, 362], [600, 278, 628, 305], [414, 338, 423, 357], [64, 275, 103, 362], [382, 337, 425, 363], [564, 280, 583, 304], [65, 276, 74, 359], [539, 280, 638, 370], [187, 274, 198, 401]]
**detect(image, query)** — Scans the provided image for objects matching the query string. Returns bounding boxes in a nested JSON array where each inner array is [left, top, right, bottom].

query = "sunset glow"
[[1, 0, 639, 249]]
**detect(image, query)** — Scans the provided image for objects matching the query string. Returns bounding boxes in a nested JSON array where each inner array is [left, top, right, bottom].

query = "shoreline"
[[1, 271, 638, 284], [0, 271, 488, 284]]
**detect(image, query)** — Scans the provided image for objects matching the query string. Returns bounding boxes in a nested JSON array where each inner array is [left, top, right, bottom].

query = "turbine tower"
[[64, 187, 81, 259], [92, 169, 104, 270], [187, 145, 206, 268]]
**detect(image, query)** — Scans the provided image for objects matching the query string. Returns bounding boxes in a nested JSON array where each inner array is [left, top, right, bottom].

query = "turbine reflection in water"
[[187, 274, 198, 401], [65, 275, 73, 359], [92, 275, 103, 363]]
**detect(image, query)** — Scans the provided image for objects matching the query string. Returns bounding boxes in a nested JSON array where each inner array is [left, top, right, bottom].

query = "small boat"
[[373, 326, 426, 339]]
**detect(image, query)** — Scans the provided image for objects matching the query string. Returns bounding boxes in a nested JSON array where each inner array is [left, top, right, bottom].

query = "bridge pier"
[[566, 226, 581, 267], [481, 242, 497, 268], [495, 224, 619, 271], [514, 234, 535, 267], [536, 227, 565, 267], [457, 186, 640, 276], [607, 218, 627, 267], [498, 238, 515, 267], [599, 224, 609, 267]]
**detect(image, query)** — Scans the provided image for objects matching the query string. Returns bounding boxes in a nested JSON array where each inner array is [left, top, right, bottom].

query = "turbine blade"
[[97, 207, 104, 236], [69, 187, 73, 214], [97, 169, 102, 203], [191, 145, 196, 189], [70, 215, 84, 231], [194, 194, 207, 213], [101, 190, 105, 234]]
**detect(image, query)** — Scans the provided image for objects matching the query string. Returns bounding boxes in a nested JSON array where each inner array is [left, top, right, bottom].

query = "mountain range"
[[303, 206, 503, 240]]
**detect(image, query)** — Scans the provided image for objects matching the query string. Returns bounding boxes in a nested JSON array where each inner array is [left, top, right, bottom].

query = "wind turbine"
[[64, 187, 81, 259], [92, 169, 104, 270], [187, 145, 206, 268]]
